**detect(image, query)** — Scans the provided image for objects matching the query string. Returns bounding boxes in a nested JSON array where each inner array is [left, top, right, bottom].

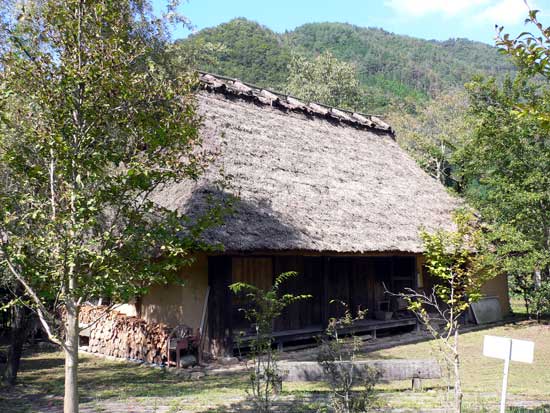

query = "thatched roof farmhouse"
[[155, 73, 458, 253], [122, 73, 509, 357]]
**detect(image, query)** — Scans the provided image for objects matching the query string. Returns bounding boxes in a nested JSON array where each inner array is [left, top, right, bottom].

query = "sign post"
[[483, 335, 535, 413]]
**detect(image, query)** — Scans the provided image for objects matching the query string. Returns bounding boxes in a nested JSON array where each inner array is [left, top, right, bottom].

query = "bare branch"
[[4, 258, 66, 350]]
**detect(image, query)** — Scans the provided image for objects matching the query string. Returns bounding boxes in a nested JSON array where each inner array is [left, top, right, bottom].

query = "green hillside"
[[180, 18, 291, 89], [178, 18, 514, 113]]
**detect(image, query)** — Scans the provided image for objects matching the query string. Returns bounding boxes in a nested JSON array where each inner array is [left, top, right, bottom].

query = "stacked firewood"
[[78, 306, 170, 364]]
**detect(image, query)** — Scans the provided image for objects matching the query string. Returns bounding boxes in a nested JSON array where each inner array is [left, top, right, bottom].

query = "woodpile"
[[78, 306, 170, 364]]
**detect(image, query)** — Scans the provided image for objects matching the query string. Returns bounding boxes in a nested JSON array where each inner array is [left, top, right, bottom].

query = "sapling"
[[230, 272, 310, 413], [317, 301, 379, 413], [394, 211, 496, 413]]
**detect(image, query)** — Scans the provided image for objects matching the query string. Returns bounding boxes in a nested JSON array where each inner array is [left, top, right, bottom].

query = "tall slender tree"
[[0, 1, 223, 412]]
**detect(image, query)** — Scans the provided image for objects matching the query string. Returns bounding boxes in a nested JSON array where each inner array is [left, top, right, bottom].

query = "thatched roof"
[[153, 73, 459, 254]]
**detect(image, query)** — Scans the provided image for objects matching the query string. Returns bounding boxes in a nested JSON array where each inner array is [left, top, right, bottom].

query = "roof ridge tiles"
[[198, 72, 394, 136]]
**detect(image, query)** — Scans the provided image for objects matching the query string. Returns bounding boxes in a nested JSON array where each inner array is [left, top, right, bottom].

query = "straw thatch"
[[153, 73, 459, 254]]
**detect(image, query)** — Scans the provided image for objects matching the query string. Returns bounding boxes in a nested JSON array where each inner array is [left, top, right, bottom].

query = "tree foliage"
[[0, 1, 224, 411], [317, 301, 378, 413], [286, 51, 360, 109], [389, 90, 470, 188], [179, 18, 291, 89], [458, 75, 550, 314], [399, 211, 496, 413], [287, 23, 513, 98], [455, 7, 550, 319], [176, 18, 515, 114], [230, 272, 310, 413]]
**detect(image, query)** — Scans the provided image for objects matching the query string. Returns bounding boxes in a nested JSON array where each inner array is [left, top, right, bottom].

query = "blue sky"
[[154, 0, 547, 45]]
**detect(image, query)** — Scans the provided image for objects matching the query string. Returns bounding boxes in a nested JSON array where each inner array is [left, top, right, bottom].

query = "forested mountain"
[[181, 18, 291, 89], [178, 18, 514, 113]]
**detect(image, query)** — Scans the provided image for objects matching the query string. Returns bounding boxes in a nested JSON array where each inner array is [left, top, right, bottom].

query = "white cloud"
[[384, 0, 534, 23], [474, 0, 535, 25], [384, 0, 492, 18]]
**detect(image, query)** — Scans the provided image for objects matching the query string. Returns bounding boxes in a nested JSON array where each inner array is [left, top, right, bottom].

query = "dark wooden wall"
[[209, 254, 417, 354], [275, 256, 323, 331]]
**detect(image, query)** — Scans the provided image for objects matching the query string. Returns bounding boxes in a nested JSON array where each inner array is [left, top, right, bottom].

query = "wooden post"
[[321, 256, 330, 326], [500, 339, 512, 413], [413, 255, 419, 290], [412, 377, 422, 391], [390, 256, 395, 294], [208, 256, 233, 358]]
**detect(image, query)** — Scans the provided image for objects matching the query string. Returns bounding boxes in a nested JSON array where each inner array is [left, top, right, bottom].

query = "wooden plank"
[[237, 325, 324, 345], [231, 256, 273, 333], [367, 259, 376, 314], [274, 255, 323, 332], [337, 318, 416, 336], [232, 257, 272, 291], [235, 318, 416, 346], [274, 256, 299, 331], [282, 359, 441, 382]]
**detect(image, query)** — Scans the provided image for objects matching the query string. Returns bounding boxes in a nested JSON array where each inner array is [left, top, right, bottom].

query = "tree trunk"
[[534, 270, 542, 289], [453, 329, 462, 413], [64, 300, 79, 413], [4, 296, 28, 385], [523, 290, 531, 320]]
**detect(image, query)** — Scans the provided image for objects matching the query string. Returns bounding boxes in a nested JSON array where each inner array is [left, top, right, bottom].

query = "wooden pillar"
[[208, 256, 233, 358], [413, 255, 419, 290], [321, 256, 330, 327], [390, 256, 395, 294]]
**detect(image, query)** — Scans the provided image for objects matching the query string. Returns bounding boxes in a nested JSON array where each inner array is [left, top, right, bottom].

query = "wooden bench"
[[281, 359, 441, 390]]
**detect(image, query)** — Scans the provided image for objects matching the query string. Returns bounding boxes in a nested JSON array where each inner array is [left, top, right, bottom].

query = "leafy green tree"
[[286, 50, 360, 110], [286, 23, 513, 99], [486, 6, 550, 319], [398, 211, 496, 413], [451, 7, 550, 321], [388, 90, 470, 189], [0, 1, 223, 411]]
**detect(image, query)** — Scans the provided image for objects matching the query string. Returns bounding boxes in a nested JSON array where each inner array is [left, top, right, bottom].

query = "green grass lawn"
[[361, 320, 550, 411], [1, 320, 549, 412]]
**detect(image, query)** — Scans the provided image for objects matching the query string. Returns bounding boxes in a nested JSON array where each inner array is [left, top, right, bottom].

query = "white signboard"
[[483, 335, 535, 413], [483, 335, 534, 364]]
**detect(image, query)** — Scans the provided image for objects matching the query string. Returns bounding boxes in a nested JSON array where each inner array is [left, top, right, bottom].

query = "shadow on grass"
[[508, 406, 550, 413], [361, 315, 536, 357], [0, 349, 249, 413], [80, 367, 247, 398], [464, 406, 550, 413], [504, 318, 550, 330], [194, 392, 327, 413], [19, 356, 65, 372]]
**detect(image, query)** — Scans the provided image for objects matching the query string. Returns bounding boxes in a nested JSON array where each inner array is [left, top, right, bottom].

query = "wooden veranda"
[[207, 254, 423, 356]]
